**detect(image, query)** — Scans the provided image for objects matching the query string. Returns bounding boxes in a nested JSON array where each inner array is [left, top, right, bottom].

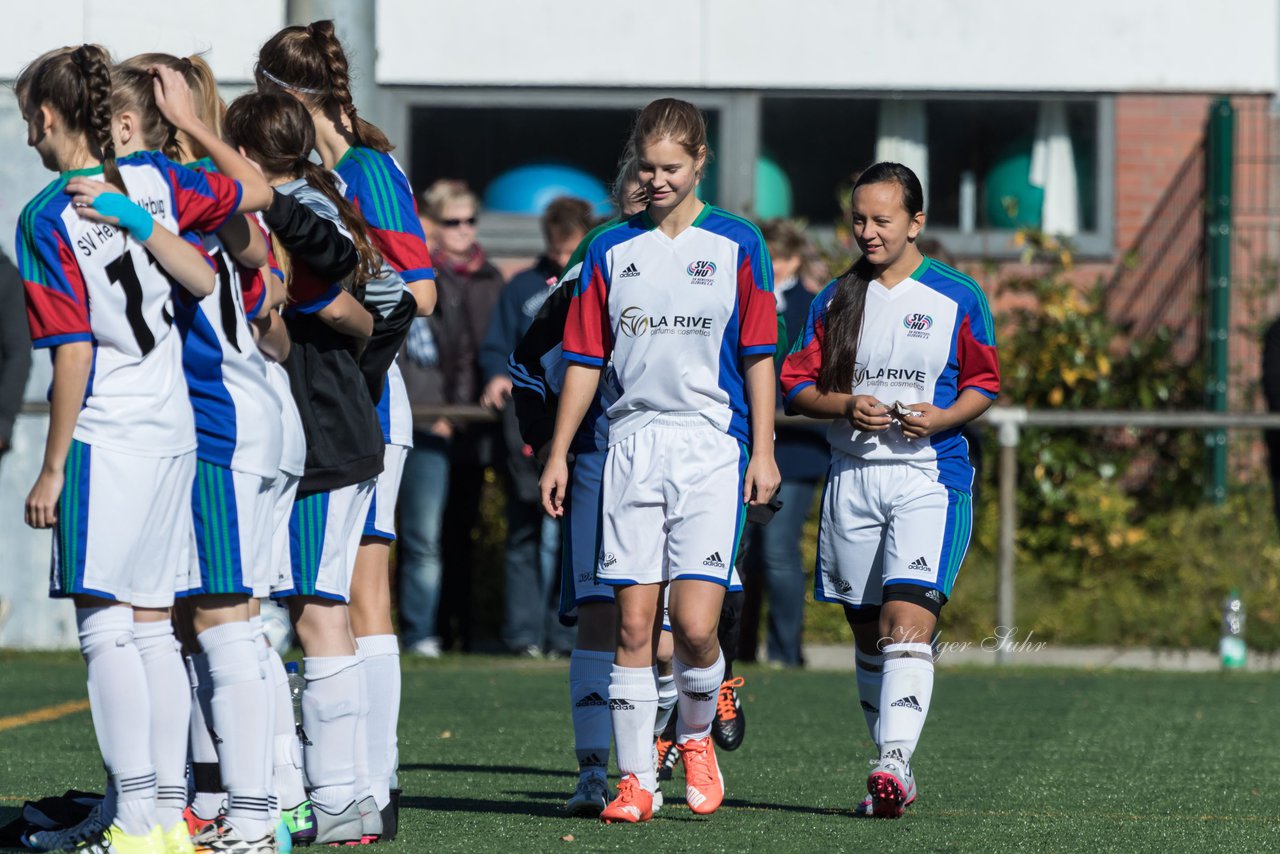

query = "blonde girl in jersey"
[[780, 162, 999, 818], [14, 43, 264, 854], [540, 98, 780, 823]]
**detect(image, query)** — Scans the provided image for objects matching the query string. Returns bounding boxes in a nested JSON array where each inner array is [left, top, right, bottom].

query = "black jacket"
[[0, 253, 31, 448], [269, 187, 384, 494]]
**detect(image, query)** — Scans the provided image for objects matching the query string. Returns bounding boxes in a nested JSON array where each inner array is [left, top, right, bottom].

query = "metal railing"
[[19, 402, 1280, 662]]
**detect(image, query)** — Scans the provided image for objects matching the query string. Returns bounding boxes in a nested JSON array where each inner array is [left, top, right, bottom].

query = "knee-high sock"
[[673, 651, 724, 744], [199, 622, 271, 840], [653, 672, 678, 738], [265, 645, 307, 812], [78, 607, 156, 837], [878, 642, 934, 761], [356, 635, 401, 809], [609, 665, 658, 793], [855, 649, 884, 747], [302, 655, 361, 814], [350, 651, 373, 806], [568, 650, 613, 779], [186, 653, 226, 818], [133, 619, 190, 831], [250, 616, 279, 820]]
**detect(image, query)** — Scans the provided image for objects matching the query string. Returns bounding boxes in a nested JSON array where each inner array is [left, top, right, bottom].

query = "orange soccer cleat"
[[679, 736, 725, 815], [599, 774, 654, 824]]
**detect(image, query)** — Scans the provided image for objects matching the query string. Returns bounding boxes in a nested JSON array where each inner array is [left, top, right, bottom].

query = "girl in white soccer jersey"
[[540, 98, 781, 823], [108, 56, 293, 853], [780, 162, 1000, 819], [256, 25, 434, 838], [15, 44, 268, 854], [225, 89, 384, 846]]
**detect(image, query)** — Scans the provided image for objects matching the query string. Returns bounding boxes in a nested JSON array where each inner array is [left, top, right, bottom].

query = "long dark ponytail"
[[816, 162, 925, 393]]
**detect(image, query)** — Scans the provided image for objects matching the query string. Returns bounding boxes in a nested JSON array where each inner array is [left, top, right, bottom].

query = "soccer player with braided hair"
[[255, 23, 432, 839], [14, 43, 267, 854]]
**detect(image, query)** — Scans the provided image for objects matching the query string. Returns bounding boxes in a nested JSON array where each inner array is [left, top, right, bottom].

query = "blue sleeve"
[[479, 284, 521, 382]]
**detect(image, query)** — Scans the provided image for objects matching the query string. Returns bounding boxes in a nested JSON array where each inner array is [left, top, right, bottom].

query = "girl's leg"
[[667, 579, 727, 744], [610, 583, 664, 793]]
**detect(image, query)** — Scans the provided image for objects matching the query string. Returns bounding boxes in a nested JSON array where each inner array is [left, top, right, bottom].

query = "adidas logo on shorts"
[[576, 692, 607, 707], [826, 573, 853, 594], [891, 695, 923, 712], [619, 263, 641, 278], [602, 553, 618, 568], [925, 589, 943, 603], [702, 551, 726, 569], [908, 556, 931, 572], [609, 698, 636, 711]]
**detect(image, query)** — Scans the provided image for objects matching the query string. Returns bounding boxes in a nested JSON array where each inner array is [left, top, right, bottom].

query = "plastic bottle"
[[1220, 589, 1247, 670], [286, 660, 306, 731]]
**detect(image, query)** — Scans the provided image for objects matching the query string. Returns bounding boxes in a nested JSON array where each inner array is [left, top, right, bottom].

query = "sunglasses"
[[439, 216, 478, 228]]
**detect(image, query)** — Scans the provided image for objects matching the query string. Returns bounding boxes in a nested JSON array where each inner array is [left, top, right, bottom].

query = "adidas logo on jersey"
[[619, 262, 641, 278], [891, 695, 923, 712], [682, 689, 715, 702], [702, 552, 726, 569], [908, 556, 931, 573], [576, 692, 608, 707], [609, 698, 636, 711]]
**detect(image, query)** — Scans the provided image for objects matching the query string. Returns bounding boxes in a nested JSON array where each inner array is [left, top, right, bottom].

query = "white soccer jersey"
[[173, 228, 283, 478], [562, 206, 777, 446], [18, 153, 242, 457], [781, 257, 1000, 490]]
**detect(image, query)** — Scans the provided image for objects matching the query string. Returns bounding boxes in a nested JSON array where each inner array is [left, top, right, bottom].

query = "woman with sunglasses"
[[397, 180, 505, 658]]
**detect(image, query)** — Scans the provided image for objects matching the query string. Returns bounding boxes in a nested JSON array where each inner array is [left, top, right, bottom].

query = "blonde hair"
[[121, 53, 224, 158], [419, 179, 479, 222], [629, 98, 712, 176]]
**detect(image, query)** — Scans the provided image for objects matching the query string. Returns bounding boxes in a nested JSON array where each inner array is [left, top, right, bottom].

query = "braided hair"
[[16, 44, 122, 186], [255, 20, 394, 153]]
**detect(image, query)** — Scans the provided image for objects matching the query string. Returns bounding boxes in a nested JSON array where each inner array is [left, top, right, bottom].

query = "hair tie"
[[260, 67, 324, 96]]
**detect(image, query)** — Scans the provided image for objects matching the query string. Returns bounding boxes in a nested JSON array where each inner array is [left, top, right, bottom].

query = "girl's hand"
[[150, 64, 201, 132], [743, 454, 781, 506], [26, 469, 63, 529], [66, 179, 125, 225], [847, 395, 891, 432], [900, 402, 955, 440], [540, 455, 569, 518]]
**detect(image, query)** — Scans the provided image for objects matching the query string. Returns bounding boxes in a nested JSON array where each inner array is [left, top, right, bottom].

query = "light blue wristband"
[[91, 192, 154, 241]]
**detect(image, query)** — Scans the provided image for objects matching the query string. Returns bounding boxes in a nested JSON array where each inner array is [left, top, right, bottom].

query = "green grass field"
[[2, 651, 1279, 852]]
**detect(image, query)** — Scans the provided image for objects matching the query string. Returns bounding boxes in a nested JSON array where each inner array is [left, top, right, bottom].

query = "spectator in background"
[[398, 180, 505, 655], [740, 220, 825, 668], [0, 251, 32, 466], [480, 197, 594, 656]]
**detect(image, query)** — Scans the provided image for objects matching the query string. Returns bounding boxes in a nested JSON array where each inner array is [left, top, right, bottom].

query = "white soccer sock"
[[266, 646, 307, 812], [77, 606, 156, 836], [609, 665, 659, 793], [673, 652, 724, 744], [200, 621, 272, 840], [568, 650, 613, 779], [356, 635, 401, 809], [133, 619, 190, 831], [186, 653, 226, 819], [251, 617, 280, 820], [879, 642, 935, 761], [351, 651, 373, 806], [302, 655, 361, 814], [653, 672, 678, 738], [855, 649, 884, 747]]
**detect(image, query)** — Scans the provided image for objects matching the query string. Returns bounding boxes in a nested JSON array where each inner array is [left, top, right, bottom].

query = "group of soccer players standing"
[[13, 19, 999, 852]]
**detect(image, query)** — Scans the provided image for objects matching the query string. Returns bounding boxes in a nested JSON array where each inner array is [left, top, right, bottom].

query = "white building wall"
[[378, 0, 1280, 94]]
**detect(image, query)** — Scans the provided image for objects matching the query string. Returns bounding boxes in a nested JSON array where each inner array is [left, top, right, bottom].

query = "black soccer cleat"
[[711, 676, 746, 751], [379, 788, 400, 841]]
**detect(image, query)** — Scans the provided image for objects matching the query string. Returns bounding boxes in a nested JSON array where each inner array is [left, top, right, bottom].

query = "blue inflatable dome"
[[483, 164, 611, 216]]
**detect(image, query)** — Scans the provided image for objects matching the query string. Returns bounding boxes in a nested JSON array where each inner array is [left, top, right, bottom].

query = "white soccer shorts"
[[815, 453, 973, 610], [183, 462, 277, 598], [363, 443, 409, 540], [268, 471, 301, 596], [597, 415, 748, 588], [276, 478, 375, 602], [51, 442, 195, 608]]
